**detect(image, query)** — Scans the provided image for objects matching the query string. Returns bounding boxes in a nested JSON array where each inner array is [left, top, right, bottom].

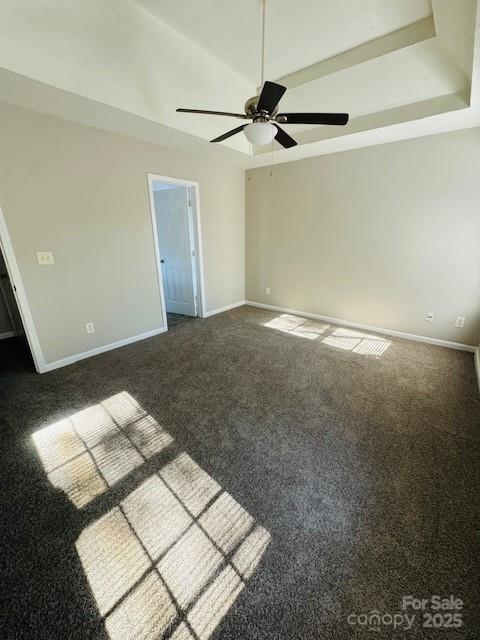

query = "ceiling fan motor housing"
[[245, 95, 278, 120]]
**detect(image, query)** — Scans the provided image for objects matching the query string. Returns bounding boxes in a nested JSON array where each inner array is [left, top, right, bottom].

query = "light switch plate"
[[37, 251, 54, 265]]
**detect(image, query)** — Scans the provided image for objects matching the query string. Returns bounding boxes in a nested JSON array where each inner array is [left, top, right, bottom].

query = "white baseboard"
[[203, 300, 245, 318], [38, 302, 479, 376], [475, 348, 480, 396], [41, 300, 245, 373], [0, 330, 15, 340], [42, 326, 167, 373], [245, 300, 477, 353]]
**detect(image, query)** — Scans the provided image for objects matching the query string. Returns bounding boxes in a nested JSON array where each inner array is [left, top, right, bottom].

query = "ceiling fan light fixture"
[[244, 121, 276, 145]]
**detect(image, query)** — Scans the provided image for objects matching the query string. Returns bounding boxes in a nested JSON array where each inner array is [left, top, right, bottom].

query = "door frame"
[[147, 173, 206, 327], [0, 203, 45, 372]]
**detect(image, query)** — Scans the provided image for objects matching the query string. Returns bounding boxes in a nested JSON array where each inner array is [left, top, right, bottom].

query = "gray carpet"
[[167, 312, 194, 328], [0, 305, 479, 639]]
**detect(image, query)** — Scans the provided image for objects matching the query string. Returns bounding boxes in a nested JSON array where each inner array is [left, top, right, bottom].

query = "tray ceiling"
[[0, 0, 478, 166]]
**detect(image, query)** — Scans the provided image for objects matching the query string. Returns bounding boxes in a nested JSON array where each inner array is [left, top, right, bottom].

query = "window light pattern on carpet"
[[264, 313, 391, 357], [32, 391, 271, 640]]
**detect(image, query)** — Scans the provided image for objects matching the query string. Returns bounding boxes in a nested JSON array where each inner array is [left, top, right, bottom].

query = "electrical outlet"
[[265, 287, 271, 296], [425, 311, 434, 323], [86, 322, 95, 334], [36, 251, 54, 265], [455, 316, 466, 328]]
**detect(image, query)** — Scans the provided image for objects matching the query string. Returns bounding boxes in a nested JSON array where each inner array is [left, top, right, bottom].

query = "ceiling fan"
[[176, 1, 349, 148]]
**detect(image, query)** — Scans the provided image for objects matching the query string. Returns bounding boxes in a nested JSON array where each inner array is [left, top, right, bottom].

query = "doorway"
[[147, 174, 205, 330], [0, 242, 36, 372], [0, 204, 44, 372], [0, 248, 24, 338]]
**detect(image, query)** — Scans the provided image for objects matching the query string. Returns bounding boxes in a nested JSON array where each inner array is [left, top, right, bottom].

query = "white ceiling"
[[0, 0, 478, 166], [279, 37, 466, 134], [136, 0, 432, 84], [134, 0, 479, 162]]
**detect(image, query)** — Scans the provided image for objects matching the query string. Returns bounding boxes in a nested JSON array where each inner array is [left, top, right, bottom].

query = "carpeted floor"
[[0, 305, 479, 639], [167, 312, 195, 328]]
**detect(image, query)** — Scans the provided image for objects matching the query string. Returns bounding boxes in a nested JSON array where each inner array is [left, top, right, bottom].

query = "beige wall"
[[0, 103, 244, 365], [246, 128, 480, 346]]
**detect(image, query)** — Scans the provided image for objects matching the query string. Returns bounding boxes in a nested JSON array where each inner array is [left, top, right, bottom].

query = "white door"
[[154, 187, 196, 316]]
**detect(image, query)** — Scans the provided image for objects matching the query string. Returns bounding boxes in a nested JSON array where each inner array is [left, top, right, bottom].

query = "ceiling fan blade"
[[177, 108, 248, 119], [276, 112, 349, 125], [257, 81, 287, 114], [274, 125, 297, 149], [211, 124, 247, 143]]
